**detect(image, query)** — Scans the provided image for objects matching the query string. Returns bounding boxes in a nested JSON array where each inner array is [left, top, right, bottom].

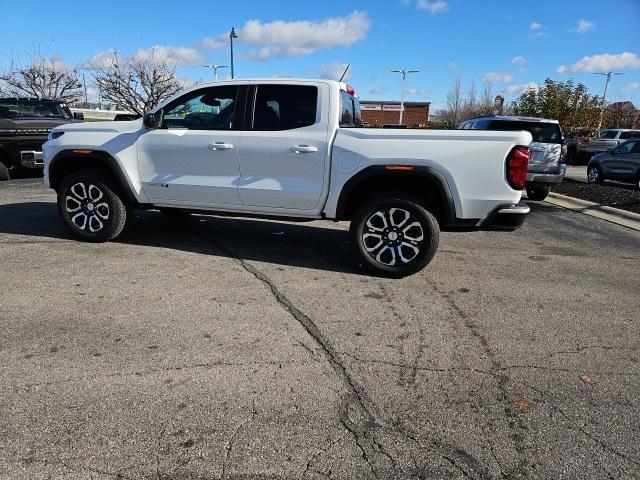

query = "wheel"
[[525, 184, 550, 201], [587, 165, 604, 184], [159, 207, 191, 217], [349, 194, 440, 278], [57, 169, 131, 242], [0, 161, 9, 181]]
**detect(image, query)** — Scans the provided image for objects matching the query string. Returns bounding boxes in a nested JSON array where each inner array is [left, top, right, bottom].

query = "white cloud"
[[529, 22, 542, 30], [505, 82, 538, 96], [416, 0, 448, 13], [483, 72, 514, 84], [557, 52, 640, 74], [405, 88, 426, 96], [576, 18, 595, 33], [448, 62, 456, 69], [622, 82, 640, 91], [314, 61, 352, 81], [511, 56, 526, 66], [201, 11, 370, 60], [86, 46, 203, 68], [369, 86, 385, 94]]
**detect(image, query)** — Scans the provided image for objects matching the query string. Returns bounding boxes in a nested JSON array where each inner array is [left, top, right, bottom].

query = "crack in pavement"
[[194, 231, 492, 479]]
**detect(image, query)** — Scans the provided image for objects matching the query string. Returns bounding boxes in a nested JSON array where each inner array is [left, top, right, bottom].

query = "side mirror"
[[143, 112, 161, 129], [73, 112, 84, 120]]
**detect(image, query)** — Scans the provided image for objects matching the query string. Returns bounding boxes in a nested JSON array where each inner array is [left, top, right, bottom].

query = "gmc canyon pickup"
[[43, 79, 531, 277]]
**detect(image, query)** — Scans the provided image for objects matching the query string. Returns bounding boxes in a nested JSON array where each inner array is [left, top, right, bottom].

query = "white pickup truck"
[[43, 79, 531, 277]]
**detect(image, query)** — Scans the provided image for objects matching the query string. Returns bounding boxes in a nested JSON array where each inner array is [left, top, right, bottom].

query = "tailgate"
[[529, 142, 561, 172]]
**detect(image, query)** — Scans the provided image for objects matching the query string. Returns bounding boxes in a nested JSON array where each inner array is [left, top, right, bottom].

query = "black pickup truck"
[[0, 98, 83, 180]]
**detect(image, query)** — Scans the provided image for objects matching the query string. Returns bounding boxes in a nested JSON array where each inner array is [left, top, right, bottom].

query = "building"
[[360, 100, 431, 127]]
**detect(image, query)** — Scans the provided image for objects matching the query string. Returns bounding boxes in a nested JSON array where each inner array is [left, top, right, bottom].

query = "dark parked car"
[[0, 98, 83, 180], [587, 139, 640, 189]]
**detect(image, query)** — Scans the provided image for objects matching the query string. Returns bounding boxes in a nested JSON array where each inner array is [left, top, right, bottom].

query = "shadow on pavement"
[[0, 201, 360, 274]]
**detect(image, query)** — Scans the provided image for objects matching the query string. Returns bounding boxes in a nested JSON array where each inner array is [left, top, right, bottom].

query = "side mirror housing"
[[73, 112, 84, 120], [143, 112, 161, 129]]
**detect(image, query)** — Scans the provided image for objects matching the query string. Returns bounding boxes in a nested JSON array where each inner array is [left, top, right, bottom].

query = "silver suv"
[[458, 116, 565, 201], [584, 129, 640, 156]]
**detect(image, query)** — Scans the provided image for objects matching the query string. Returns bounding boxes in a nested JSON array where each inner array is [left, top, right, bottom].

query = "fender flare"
[[334, 165, 459, 224], [48, 149, 142, 206]]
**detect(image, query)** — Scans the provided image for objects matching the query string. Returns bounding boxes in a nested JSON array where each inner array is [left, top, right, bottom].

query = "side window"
[[614, 141, 635, 154], [162, 86, 238, 130], [252, 85, 318, 131], [620, 131, 640, 140]]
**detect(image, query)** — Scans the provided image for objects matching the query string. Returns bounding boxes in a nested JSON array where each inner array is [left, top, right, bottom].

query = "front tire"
[[525, 184, 550, 201], [57, 169, 131, 242], [0, 161, 9, 181], [587, 165, 604, 184], [349, 194, 439, 278]]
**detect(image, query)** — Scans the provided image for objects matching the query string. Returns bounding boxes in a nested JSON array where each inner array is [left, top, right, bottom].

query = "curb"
[[544, 192, 640, 232]]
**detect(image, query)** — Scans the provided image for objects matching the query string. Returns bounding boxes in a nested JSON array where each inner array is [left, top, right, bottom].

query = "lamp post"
[[201, 64, 228, 81], [391, 69, 419, 125], [594, 71, 623, 133], [229, 27, 238, 79]]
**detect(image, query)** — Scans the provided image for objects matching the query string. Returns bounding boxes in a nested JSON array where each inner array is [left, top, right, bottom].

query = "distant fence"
[[70, 108, 134, 121]]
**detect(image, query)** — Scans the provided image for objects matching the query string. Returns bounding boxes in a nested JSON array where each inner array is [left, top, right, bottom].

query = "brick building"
[[360, 100, 431, 127]]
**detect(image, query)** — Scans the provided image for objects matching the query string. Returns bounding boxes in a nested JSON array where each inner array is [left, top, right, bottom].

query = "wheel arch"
[[334, 165, 458, 226], [48, 150, 141, 206]]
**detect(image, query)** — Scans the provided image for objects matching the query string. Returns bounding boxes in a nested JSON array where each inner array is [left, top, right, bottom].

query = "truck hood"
[[0, 118, 79, 130], [52, 119, 144, 134]]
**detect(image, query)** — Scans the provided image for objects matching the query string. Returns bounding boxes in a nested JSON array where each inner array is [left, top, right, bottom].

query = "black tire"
[[525, 184, 550, 201], [349, 194, 440, 278], [587, 164, 604, 185], [0, 161, 9, 181], [159, 207, 191, 217], [57, 168, 131, 242]]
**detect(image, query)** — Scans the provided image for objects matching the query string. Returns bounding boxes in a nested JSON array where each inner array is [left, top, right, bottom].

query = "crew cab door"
[[237, 83, 331, 210], [137, 85, 246, 206]]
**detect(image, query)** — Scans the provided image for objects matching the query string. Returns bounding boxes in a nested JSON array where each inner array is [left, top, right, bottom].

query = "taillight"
[[507, 146, 530, 190]]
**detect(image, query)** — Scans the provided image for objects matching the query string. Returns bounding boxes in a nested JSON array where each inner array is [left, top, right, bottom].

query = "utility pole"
[[229, 27, 238, 79], [594, 71, 623, 132], [82, 72, 88, 104], [391, 69, 419, 125], [201, 65, 228, 81]]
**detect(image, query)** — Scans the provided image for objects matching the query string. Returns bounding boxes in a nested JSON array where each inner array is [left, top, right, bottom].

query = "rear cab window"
[[252, 84, 318, 131], [600, 130, 618, 139], [339, 90, 362, 128], [488, 120, 562, 144]]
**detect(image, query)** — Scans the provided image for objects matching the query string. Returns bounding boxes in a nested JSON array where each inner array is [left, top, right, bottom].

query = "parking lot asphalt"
[[1, 177, 639, 480]]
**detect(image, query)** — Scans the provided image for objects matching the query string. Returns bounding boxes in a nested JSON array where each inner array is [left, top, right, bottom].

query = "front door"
[[237, 83, 330, 211], [137, 85, 245, 207]]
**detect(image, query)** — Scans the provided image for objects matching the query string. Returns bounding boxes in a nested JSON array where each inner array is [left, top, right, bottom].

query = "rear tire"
[[587, 165, 604, 185], [525, 184, 550, 201], [349, 194, 439, 278], [57, 169, 131, 242], [0, 161, 9, 181]]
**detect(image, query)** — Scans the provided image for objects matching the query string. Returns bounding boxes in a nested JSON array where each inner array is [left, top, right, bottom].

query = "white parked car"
[[584, 129, 640, 156], [43, 79, 532, 277]]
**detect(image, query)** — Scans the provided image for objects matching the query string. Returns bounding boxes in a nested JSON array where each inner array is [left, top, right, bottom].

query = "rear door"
[[607, 140, 640, 180], [237, 82, 331, 211]]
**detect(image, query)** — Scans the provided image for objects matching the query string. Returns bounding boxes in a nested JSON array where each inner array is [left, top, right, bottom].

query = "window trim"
[[248, 84, 320, 131]]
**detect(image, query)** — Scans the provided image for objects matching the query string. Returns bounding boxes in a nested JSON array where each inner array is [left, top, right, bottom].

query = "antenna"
[[339, 64, 351, 82], [391, 68, 420, 125]]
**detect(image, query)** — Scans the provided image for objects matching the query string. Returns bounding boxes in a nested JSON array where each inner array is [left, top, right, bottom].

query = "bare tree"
[[0, 56, 83, 102], [88, 50, 184, 115], [478, 83, 495, 116], [444, 74, 463, 126], [461, 81, 477, 120]]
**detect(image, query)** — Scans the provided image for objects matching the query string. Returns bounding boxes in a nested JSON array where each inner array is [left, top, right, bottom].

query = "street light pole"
[[391, 69, 419, 125], [201, 65, 229, 81], [594, 71, 623, 133], [82, 72, 88, 104], [229, 27, 238, 79]]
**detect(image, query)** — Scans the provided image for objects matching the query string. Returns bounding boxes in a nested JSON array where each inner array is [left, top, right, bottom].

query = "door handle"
[[208, 142, 234, 151], [290, 144, 318, 154]]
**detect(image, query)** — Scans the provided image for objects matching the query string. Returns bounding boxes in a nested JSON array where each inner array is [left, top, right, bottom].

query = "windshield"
[[599, 130, 617, 139], [0, 99, 73, 119], [488, 120, 562, 144]]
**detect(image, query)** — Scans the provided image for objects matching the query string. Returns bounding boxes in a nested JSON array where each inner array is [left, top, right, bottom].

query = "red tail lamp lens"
[[507, 146, 530, 190]]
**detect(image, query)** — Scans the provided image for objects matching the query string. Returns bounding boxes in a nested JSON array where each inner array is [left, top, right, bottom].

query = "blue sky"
[[2, 0, 639, 111]]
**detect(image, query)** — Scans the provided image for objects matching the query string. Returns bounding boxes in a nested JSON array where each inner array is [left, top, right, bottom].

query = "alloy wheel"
[[65, 182, 110, 233], [362, 207, 424, 266], [588, 167, 600, 183]]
